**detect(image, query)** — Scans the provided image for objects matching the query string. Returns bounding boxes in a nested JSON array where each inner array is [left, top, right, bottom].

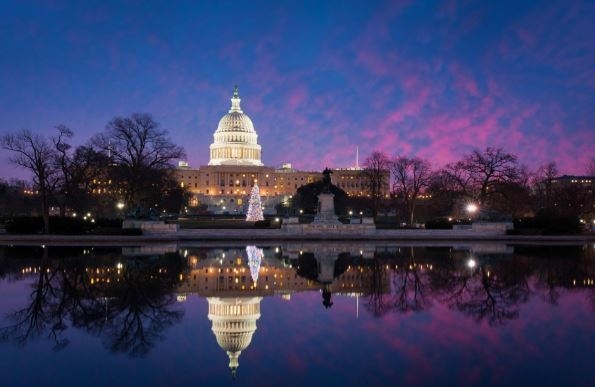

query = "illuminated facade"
[[176, 87, 385, 214]]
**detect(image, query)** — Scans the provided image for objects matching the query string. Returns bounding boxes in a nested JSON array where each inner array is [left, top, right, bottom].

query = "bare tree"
[[391, 156, 432, 224], [1, 129, 58, 233], [51, 126, 77, 216], [363, 151, 390, 218], [92, 113, 186, 212], [588, 158, 595, 176], [53, 130, 110, 217], [441, 161, 473, 196], [533, 162, 559, 212], [462, 147, 520, 205]]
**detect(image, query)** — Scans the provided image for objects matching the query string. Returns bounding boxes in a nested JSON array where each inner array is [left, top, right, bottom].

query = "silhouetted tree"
[[588, 158, 595, 176], [363, 151, 390, 218], [1, 129, 59, 233], [53, 127, 111, 216], [391, 157, 432, 224], [434, 147, 522, 218], [461, 147, 521, 205], [92, 113, 186, 213], [533, 162, 559, 212]]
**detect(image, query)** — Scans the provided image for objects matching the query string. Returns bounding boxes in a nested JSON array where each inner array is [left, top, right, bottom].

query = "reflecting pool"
[[0, 243, 594, 386]]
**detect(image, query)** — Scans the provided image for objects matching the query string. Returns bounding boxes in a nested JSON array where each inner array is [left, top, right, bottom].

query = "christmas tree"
[[246, 183, 264, 221], [246, 245, 263, 284]]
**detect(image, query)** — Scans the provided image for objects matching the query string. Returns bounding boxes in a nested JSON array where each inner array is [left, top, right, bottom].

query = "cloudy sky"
[[1, 0, 593, 180]]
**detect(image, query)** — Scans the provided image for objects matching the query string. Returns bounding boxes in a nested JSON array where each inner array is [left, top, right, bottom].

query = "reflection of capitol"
[[178, 244, 379, 376], [207, 297, 262, 378], [177, 244, 377, 297]]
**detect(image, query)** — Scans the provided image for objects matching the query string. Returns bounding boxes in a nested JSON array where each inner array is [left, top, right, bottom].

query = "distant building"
[[176, 87, 387, 214], [551, 175, 594, 187], [542, 175, 595, 223]]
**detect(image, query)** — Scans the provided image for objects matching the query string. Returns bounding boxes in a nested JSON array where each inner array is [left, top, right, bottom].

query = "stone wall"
[[471, 222, 513, 234], [122, 220, 179, 234], [282, 217, 376, 235]]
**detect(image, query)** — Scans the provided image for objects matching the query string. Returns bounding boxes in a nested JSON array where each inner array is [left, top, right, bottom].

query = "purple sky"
[[1, 0, 594, 181]]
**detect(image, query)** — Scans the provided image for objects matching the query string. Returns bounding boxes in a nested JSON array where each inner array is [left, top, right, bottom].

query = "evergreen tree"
[[246, 184, 264, 221]]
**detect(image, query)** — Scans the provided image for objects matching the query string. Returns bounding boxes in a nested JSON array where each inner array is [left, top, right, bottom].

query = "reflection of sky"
[[1, 278, 594, 386]]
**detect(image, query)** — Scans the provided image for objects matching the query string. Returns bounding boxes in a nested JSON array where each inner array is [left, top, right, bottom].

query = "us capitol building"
[[176, 86, 372, 214]]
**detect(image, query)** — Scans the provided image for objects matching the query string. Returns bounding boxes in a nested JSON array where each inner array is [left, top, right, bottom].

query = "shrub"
[[425, 218, 453, 230], [122, 228, 143, 236], [94, 218, 123, 228], [254, 219, 271, 228], [5, 216, 123, 234], [49, 216, 90, 234], [5, 216, 44, 234], [514, 212, 581, 235]]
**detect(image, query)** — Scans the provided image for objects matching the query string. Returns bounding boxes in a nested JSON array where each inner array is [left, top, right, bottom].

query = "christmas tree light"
[[246, 183, 264, 221], [246, 245, 263, 284]]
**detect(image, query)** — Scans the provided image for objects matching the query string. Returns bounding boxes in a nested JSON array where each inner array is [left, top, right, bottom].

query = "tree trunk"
[[42, 192, 50, 234]]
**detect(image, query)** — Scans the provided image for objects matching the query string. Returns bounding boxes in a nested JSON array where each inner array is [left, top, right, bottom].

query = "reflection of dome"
[[208, 86, 263, 166], [207, 297, 262, 377]]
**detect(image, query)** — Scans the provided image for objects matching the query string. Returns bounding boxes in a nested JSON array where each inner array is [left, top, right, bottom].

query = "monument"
[[282, 168, 376, 235], [312, 168, 340, 225]]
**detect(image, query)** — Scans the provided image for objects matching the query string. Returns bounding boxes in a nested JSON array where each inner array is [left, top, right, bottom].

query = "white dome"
[[217, 112, 256, 134], [209, 86, 263, 166]]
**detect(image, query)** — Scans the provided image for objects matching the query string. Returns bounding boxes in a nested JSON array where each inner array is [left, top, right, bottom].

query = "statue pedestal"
[[312, 193, 340, 224]]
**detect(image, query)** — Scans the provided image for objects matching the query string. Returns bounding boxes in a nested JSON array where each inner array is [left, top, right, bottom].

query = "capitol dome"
[[208, 86, 263, 166], [207, 297, 262, 377]]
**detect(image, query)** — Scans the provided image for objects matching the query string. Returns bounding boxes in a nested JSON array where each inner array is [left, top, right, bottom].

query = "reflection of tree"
[[364, 257, 391, 318], [0, 249, 186, 356], [95, 257, 184, 356], [432, 256, 531, 325], [0, 248, 97, 350], [391, 248, 430, 313], [517, 245, 593, 307]]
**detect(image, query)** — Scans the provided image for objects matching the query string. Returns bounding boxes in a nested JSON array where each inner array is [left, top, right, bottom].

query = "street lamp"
[[466, 203, 478, 214]]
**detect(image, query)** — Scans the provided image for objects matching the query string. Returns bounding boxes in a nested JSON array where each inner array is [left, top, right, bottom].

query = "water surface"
[[0, 243, 593, 386]]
